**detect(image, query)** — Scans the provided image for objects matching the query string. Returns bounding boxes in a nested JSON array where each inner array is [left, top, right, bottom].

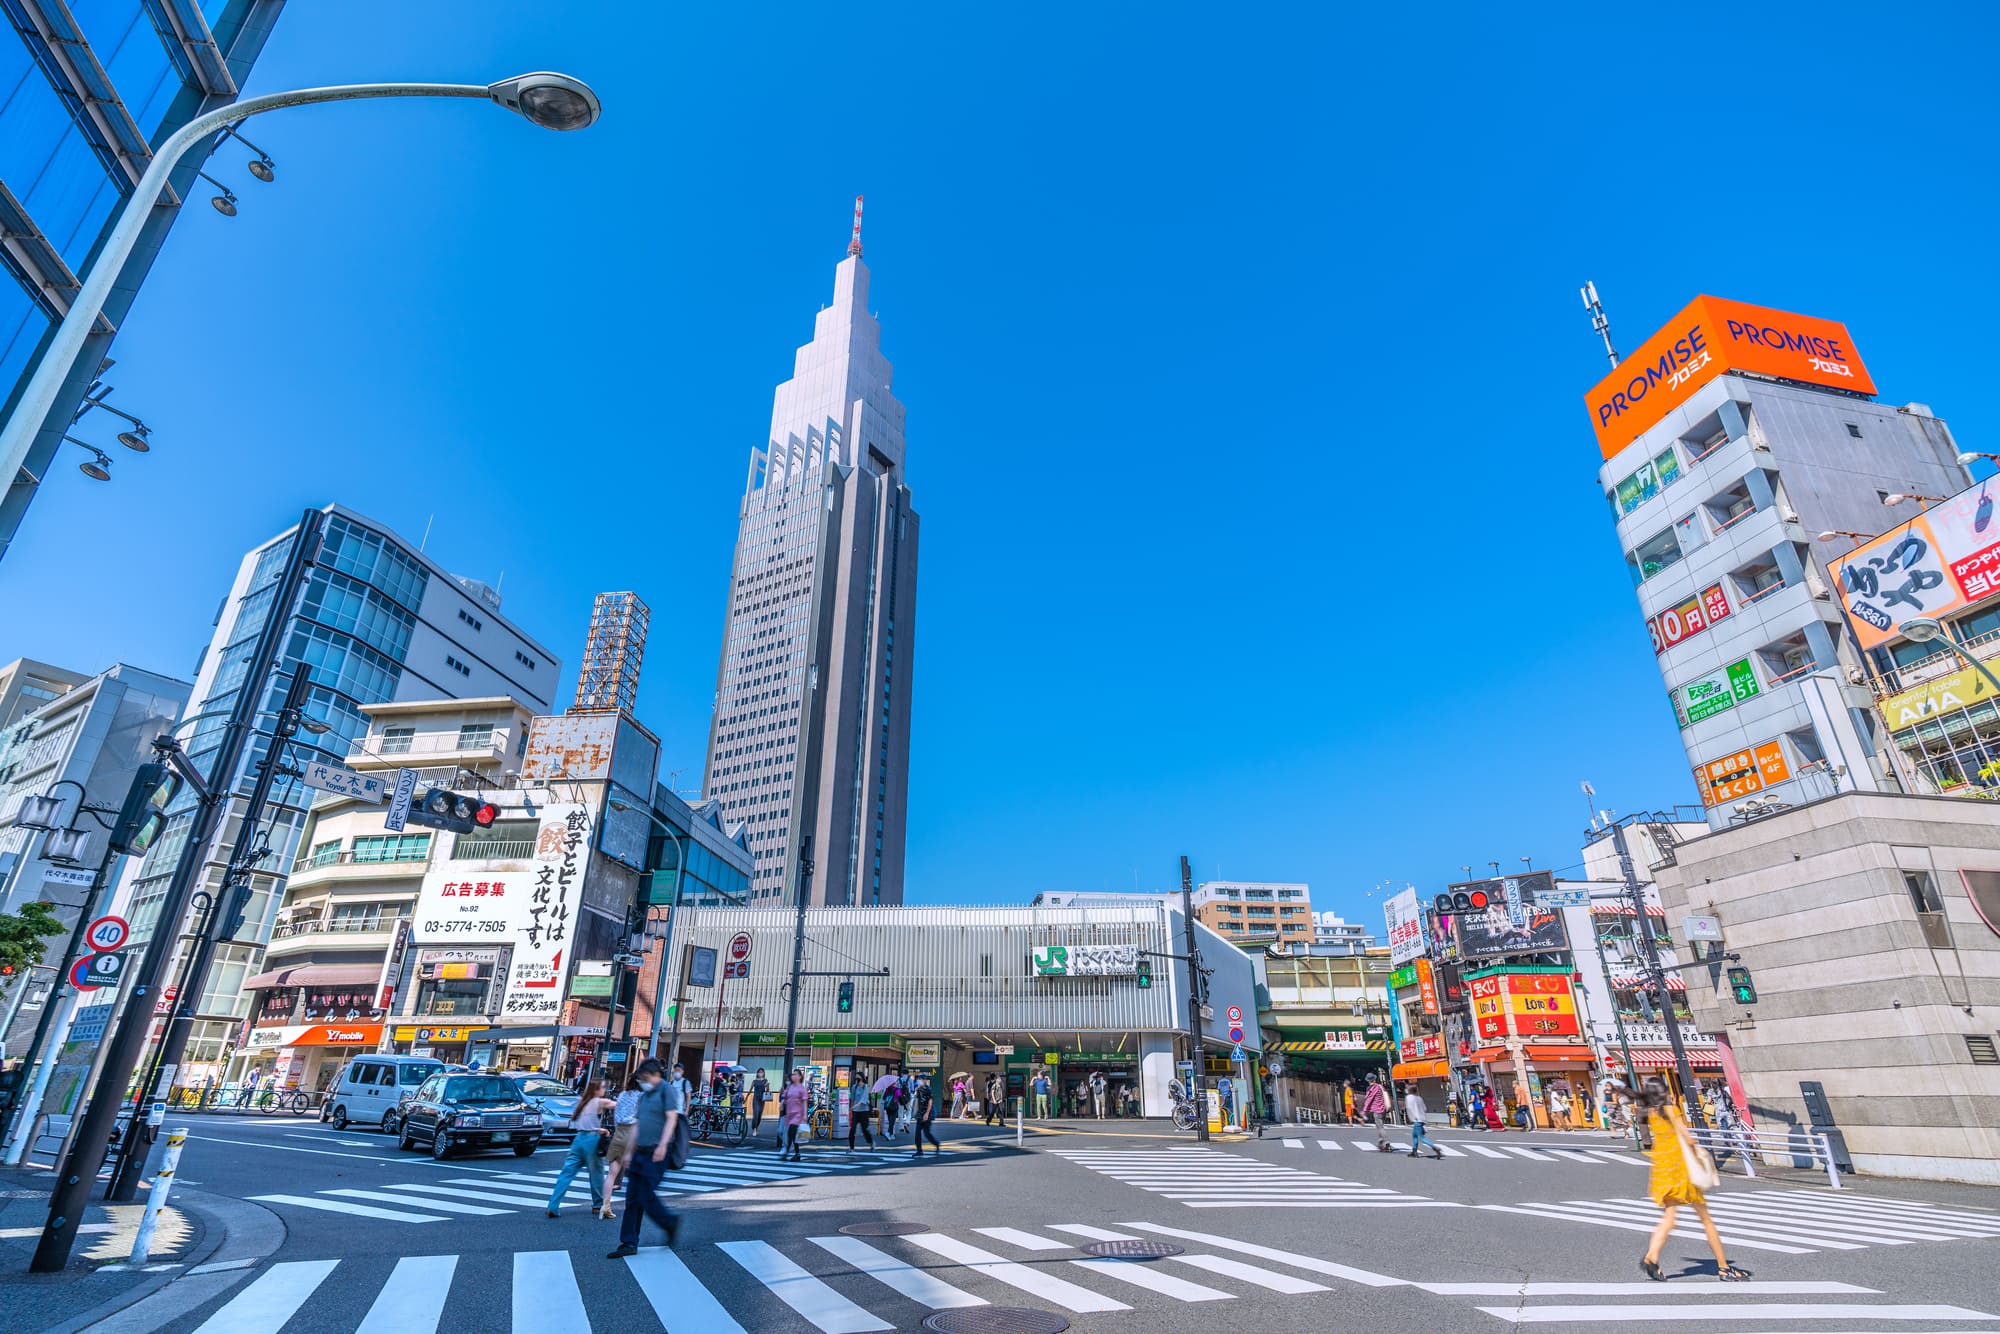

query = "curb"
[[49, 1189, 286, 1333]]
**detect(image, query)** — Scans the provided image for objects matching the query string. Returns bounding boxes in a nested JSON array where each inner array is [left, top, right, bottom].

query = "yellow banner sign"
[[392, 1025, 487, 1042], [1881, 658, 2000, 729]]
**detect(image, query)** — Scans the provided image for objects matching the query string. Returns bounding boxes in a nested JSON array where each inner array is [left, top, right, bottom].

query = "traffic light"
[[1435, 886, 1492, 915], [616, 968, 639, 1012], [1136, 959, 1153, 990], [1726, 965, 1757, 1005], [109, 762, 179, 856], [837, 980, 854, 1013], [405, 788, 499, 835]]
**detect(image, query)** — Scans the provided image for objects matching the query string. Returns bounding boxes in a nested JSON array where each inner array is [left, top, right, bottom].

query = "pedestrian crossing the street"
[[1050, 1145, 1452, 1209], [1479, 1186, 2000, 1255], [248, 1149, 878, 1224], [181, 1217, 2000, 1332], [1276, 1136, 1649, 1166]]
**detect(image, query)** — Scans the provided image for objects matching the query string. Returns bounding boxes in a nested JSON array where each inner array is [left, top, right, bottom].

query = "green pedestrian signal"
[[837, 980, 854, 1013], [1726, 965, 1757, 1005], [1136, 959, 1152, 989]]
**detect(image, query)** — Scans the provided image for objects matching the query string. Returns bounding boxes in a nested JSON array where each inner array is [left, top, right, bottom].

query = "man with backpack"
[[910, 1076, 941, 1157]]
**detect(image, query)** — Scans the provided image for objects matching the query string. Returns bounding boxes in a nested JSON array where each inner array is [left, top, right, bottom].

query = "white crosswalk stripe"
[[1276, 1137, 1641, 1166], [249, 1151, 878, 1225], [179, 1219, 2000, 1332], [1479, 1188, 2000, 1254], [1052, 1145, 1444, 1209]]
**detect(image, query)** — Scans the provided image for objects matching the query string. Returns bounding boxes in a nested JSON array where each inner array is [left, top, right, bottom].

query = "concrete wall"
[[1654, 791, 2000, 1183]]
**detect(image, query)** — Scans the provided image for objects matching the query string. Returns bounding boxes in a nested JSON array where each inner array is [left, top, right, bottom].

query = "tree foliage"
[[0, 901, 66, 975]]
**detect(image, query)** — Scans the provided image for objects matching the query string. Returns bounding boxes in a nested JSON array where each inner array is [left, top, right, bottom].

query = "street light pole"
[[1900, 617, 2000, 698], [0, 72, 601, 509], [1609, 817, 1706, 1129], [1180, 855, 1210, 1144], [780, 838, 814, 1089]]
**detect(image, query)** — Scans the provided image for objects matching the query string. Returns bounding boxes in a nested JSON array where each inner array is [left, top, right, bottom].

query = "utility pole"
[[34, 508, 322, 1272], [1585, 884, 1643, 1148], [1609, 817, 1706, 1129], [1180, 855, 1210, 1143], [780, 836, 812, 1088]]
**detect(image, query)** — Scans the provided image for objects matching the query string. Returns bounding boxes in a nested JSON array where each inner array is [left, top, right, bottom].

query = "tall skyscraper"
[[0, 2, 286, 559], [704, 204, 919, 905]]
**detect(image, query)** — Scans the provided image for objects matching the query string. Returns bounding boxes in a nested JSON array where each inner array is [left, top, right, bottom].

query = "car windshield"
[[518, 1078, 568, 1097], [443, 1076, 521, 1103], [400, 1064, 442, 1086]]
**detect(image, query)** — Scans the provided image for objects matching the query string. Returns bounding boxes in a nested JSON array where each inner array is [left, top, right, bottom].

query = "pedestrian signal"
[[1136, 959, 1153, 989], [837, 980, 854, 1013], [1726, 965, 1757, 1005]]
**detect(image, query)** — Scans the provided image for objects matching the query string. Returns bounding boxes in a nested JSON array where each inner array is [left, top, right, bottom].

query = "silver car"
[[507, 1073, 579, 1142]]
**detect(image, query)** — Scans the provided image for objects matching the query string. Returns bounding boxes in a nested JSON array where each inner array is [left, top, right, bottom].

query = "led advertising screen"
[[1451, 871, 1569, 958]]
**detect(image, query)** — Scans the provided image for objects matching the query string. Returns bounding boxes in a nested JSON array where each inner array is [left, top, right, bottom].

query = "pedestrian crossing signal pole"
[[1181, 855, 1210, 1143], [780, 837, 812, 1090]]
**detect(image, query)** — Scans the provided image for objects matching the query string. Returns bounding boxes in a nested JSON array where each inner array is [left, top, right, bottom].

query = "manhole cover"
[[1080, 1239, 1184, 1259], [838, 1221, 929, 1237], [922, 1310, 1070, 1334]]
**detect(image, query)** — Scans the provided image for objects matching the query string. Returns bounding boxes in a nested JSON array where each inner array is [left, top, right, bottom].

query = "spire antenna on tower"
[[1579, 280, 1619, 367], [848, 194, 864, 258]]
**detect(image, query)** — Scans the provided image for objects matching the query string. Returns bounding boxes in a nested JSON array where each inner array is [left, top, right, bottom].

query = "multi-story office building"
[[107, 504, 560, 1081], [1, 2, 286, 559], [0, 658, 88, 729], [704, 214, 919, 906], [1591, 297, 1969, 828], [1195, 880, 1313, 951], [0, 661, 188, 1055], [1310, 911, 1375, 955]]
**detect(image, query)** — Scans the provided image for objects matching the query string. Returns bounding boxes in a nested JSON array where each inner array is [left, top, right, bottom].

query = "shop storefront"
[[240, 1023, 386, 1092], [389, 1024, 489, 1065], [1270, 1031, 1393, 1121]]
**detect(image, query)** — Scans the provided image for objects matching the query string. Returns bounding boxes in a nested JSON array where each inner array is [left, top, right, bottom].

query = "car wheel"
[[513, 1141, 535, 1157], [431, 1130, 453, 1160], [330, 1106, 349, 1131], [398, 1124, 416, 1152], [380, 1110, 400, 1137]]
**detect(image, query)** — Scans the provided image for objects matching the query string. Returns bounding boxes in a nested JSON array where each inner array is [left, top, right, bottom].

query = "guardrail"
[[1687, 1123, 1842, 1189]]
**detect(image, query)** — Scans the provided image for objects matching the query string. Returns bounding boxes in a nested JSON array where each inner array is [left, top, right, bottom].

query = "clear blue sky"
[[4, 4, 1996, 925]]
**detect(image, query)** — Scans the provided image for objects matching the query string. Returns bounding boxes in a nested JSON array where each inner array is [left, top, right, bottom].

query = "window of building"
[[379, 727, 414, 755], [1905, 870, 1944, 915], [300, 839, 341, 870], [444, 654, 472, 678], [1627, 528, 1683, 584], [331, 902, 388, 930], [458, 608, 483, 632], [1613, 448, 1683, 515], [349, 833, 431, 863], [515, 650, 537, 671], [1845, 423, 1863, 439], [457, 724, 494, 750]]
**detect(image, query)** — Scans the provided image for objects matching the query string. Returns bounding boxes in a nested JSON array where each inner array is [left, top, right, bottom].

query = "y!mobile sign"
[[1383, 888, 1427, 966], [1834, 479, 2000, 650], [412, 803, 592, 1019], [1586, 296, 1876, 459]]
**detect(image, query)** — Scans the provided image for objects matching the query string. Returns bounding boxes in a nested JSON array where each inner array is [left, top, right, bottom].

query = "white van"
[[323, 1055, 444, 1131]]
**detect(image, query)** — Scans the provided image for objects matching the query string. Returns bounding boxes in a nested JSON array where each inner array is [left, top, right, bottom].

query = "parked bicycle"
[[1165, 1078, 1200, 1132]]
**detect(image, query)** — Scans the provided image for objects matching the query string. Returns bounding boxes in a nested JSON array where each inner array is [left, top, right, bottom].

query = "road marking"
[[973, 1227, 1070, 1250], [186, 1257, 262, 1275], [189, 1134, 408, 1165], [1474, 1203, 1812, 1254], [1173, 1253, 1330, 1293], [1583, 1149, 1648, 1165], [902, 1233, 1130, 1312], [399, 1181, 583, 1205], [1590, 1198, 1871, 1249], [807, 1235, 986, 1309], [1770, 1190, 2000, 1228], [1048, 1224, 1139, 1241], [1120, 1220, 1404, 1287], [1697, 1198, 1962, 1243], [1435, 1143, 1468, 1157], [1477, 1302, 1997, 1323], [356, 1254, 456, 1334], [192, 1258, 339, 1334], [246, 1194, 446, 1223], [1463, 1144, 1511, 1158], [625, 1245, 746, 1332], [515, 1251, 587, 1333], [1547, 1149, 1604, 1164], [0, 1222, 112, 1239], [325, 1189, 509, 1216], [1419, 1280, 1876, 1295], [1498, 1146, 1559, 1161], [1069, 1257, 1233, 1301], [1316, 1139, 1345, 1150], [720, 1239, 894, 1332]]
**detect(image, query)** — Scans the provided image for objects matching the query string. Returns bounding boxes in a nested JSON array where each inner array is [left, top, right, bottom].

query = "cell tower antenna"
[[1580, 281, 1619, 367], [848, 195, 864, 258]]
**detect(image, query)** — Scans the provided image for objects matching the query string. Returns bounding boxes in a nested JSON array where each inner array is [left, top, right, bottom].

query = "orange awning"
[[1391, 1059, 1450, 1080]]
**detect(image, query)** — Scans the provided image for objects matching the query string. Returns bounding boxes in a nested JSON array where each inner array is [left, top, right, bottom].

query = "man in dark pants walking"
[[983, 1074, 1003, 1126], [608, 1058, 682, 1258], [911, 1077, 941, 1157]]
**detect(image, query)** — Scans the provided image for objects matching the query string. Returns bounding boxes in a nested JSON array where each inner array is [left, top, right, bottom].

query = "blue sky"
[[4, 4, 1996, 926]]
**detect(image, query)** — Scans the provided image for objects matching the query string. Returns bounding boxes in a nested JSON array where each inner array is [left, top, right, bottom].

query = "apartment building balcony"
[[264, 913, 408, 960], [346, 731, 510, 772], [286, 848, 432, 891]]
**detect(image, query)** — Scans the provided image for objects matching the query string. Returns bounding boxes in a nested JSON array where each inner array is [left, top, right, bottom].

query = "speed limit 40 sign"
[[85, 915, 130, 953]]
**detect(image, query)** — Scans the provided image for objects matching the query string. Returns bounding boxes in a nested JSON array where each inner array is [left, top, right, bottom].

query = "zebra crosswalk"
[[1050, 1145, 1452, 1209], [249, 1149, 877, 1224], [1479, 1186, 2000, 1255], [1276, 1136, 1649, 1166], [180, 1217, 2000, 1332]]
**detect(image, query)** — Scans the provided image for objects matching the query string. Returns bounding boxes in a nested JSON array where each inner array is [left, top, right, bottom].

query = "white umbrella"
[[871, 1074, 900, 1094]]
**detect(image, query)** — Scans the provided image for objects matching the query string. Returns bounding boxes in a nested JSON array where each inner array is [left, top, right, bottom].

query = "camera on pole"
[[404, 788, 498, 835], [108, 762, 179, 857]]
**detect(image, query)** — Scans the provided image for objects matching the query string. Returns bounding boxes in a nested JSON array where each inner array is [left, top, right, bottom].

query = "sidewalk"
[[0, 1162, 284, 1333]]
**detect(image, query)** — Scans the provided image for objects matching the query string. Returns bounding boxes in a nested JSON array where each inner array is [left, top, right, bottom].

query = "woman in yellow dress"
[[1625, 1078, 1749, 1281]]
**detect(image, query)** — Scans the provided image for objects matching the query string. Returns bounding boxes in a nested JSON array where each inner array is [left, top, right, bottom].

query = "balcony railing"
[[1742, 578, 1788, 605], [1712, 504, 1761, 533], [271, 914, 407, 939], [1768, 659, 1820, 686], [292, 848, 430, 872], [351, 732, 506, 764], [449, 838, 536, 861]]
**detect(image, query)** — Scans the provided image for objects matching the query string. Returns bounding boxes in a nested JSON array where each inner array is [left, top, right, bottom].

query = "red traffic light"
[[474, 803, 499, 828], [1466, 889, 1490, 910]]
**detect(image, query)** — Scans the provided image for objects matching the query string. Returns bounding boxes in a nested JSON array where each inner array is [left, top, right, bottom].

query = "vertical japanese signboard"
[[1382, 888, 1427, 966], [1648, 584, 1732, 655], [1693, 739, 1792, 806], [1834, 481, 2000, 649], [411, 803, 591, 1019]]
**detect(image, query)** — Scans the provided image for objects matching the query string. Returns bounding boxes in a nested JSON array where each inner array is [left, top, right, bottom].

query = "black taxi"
[[394, 1071, 543, 1159]]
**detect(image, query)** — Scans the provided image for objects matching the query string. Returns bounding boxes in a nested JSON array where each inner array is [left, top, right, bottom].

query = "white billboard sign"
[[1383, 888, 1427, 966], [411, 803, 592, 1021]]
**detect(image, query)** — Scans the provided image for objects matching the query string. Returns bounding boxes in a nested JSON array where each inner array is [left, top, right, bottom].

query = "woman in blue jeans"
[[546, 1080, 614, 1216]]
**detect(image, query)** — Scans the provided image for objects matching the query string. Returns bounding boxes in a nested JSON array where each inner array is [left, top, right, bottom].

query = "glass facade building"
[[0, 1, 284, 558]]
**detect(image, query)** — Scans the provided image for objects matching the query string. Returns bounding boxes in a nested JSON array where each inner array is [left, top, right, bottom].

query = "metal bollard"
[[129, 1128, 186, 1262], [1820, 1131, 1842, 1189], [1016, 1100, 1023, 1147]]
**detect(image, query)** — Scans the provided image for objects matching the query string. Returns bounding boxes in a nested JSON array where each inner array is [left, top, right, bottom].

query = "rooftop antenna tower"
[[569, 590, 650, 715], [1580, 281, 1619, 367], [848, 194, 864, 258]]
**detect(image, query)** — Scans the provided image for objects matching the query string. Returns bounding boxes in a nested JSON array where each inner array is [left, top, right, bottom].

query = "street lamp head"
[[116, 426, 150, 452], [1816, 530, 1840, 541], [608, 798, 634, 813], [487, 72, 601, 131], [16, 793, 67, 830], [247, 156, 276, 183], [78, 447, 111, 481], [209, 189, 238, 217], [299, 717, 332, 735], [1901, 616, 1945, 643]]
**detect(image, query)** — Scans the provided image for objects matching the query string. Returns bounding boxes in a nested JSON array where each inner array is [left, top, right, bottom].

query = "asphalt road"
[[84, 1114, 2000, 1333]]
